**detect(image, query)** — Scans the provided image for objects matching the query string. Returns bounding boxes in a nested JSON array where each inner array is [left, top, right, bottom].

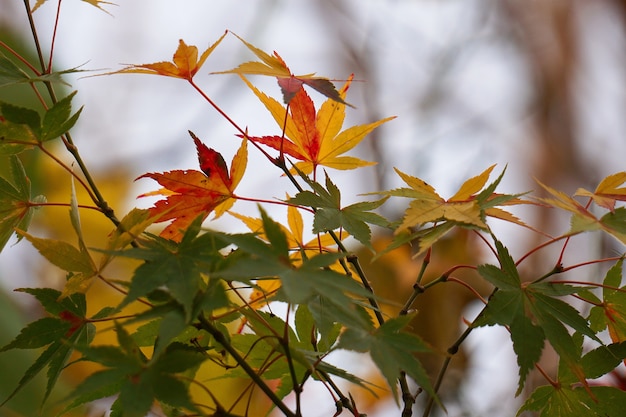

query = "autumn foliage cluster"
[[1, 2, 626, 417]]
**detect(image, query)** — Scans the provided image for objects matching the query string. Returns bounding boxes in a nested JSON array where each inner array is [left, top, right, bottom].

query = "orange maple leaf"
[[137, 131, 247, 242], [112, 33, 226, 81], [241, 75, 394, 177]]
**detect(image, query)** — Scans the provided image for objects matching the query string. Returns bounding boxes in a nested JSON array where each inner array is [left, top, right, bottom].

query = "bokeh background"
[[1, 1, 625, 416]]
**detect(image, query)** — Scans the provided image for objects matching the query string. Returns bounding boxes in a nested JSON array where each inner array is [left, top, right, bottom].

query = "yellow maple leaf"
[[449, 164, 496, 201], [392, 167, 493, 232], [387, 165, 539, 236]]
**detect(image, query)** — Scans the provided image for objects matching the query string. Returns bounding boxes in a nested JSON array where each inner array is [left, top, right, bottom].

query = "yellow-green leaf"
[[397, 199, 486, 233], [17, 230, 96, 275]]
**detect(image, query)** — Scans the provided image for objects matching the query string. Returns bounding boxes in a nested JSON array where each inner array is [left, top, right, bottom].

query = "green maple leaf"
[[216, 210, 378, 332], [588, 259, 626, 344], [0, 156, 45, 250], [518, 341, 626, 417], [114, 217, 228, 319], [337, 314, 434, 402], [64, 323, 204, 417], [295, 303, 341, 353], [0, 53, 87, 89], [474, 240, 598, 395], [0, 289, 94, 407], [518, 385, 626, 417], [289, 172, 389, 247], [0, 93, 82, 150], [220, 238, 374, 332]]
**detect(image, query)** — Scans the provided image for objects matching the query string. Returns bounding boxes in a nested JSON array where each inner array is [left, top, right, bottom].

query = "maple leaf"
[[217, 32, 352, 106], [387, 165, 517, 232], [289, 172, 390, 247], [137, 131, 247, 242], [537, 180, 626, 245], [374, 165, 535, 256], [241, 75, 394, 176], [0, 156, 45, 251], [589, 260, 626, 346], [111, 33, 226, 81], [230, 204, 345, 257], [230, 199, 351, 310], [575, 172, 626, 212]]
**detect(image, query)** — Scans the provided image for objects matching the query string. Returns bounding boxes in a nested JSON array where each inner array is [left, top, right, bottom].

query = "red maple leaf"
[[137, 131, 247, 242]]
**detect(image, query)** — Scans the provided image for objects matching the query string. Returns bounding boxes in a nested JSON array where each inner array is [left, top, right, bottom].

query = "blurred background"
[[1, 1, 625, 416]]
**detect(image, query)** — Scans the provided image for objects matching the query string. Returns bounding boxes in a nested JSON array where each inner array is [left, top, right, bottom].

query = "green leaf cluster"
[[338, 314, 433, 401], [0, 288, 95, 408], [0, 92, 82, 153], [63, 323, 205, 417], [473, 240, 602, 395], [289, 171, 390, 247], [0, 155, 43, 250]]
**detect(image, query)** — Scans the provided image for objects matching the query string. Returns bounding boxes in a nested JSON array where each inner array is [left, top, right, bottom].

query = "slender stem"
[[535, 363, 558, 387], [31, 201, 102, 213], [282, 304, 302, 417], [415, 247, 431, 286], [530, 264, 564, 284], [346, 253, 385, 326], [422, 321, 475, 417], [47, 0, 63, 73], [28, 81, 48, 107], [401, 273, 451, 316], [196, 314, 296, 417], [0, 41, 41, 74], [24, 0, 46, 75], [317, 370, 360, 416], [422, 356, 451, 417], [516, 234, 568, 266], [274, 157, 304, 193], [189, 79, 273, 160], [447, 277, 488, 304], [560, 255, 624, 274], [231, 194, 314, 213], [24, 1, 122, 228], [36, 142, 98, 202], [400, 253, 431, 315]]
